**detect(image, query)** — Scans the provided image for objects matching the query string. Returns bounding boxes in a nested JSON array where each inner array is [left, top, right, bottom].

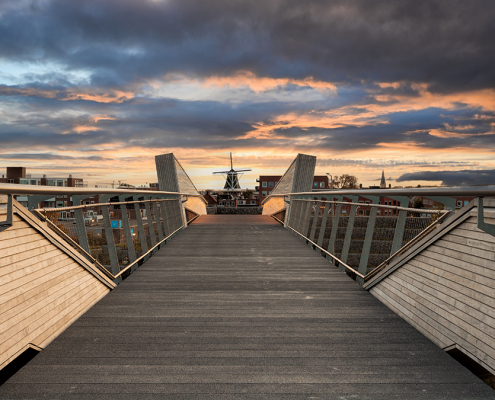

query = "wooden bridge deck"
[[1, 215, 493, 399]]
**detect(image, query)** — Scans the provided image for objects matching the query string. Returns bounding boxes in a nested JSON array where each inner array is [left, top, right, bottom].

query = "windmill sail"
[[212, 152, 251, 191]]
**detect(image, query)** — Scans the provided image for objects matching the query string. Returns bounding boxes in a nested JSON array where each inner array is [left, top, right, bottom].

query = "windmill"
[[213, 153, 251, 191]]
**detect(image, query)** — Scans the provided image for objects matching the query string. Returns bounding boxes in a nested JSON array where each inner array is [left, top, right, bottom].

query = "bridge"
[[1, 153, 495, 398]]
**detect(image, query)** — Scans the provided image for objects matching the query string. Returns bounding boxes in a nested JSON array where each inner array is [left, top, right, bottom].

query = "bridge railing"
[[263, 185, 495, 283], [0, 184, 203, 284]]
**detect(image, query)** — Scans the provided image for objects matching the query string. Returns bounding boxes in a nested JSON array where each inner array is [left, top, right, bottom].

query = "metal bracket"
[[478, 197, 495, 237], [0, 194, 13, 232]]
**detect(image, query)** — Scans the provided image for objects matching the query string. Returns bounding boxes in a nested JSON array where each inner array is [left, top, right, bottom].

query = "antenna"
[[230, 152, 233, 170]]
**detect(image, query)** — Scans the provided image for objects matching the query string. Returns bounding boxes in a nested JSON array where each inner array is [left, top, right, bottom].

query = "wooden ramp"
[[1, 215, 493, 399]]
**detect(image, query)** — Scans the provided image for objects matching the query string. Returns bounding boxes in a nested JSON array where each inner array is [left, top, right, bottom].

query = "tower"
[[380, 170, 386, 189]]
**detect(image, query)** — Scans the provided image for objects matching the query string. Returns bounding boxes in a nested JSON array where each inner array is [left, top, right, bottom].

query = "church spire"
[[380, 170, 386, 189]]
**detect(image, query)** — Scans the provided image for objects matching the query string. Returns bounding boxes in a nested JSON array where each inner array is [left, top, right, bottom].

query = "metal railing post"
[[152, 201, 164, 242], [317, 201, 331, 247], [101, 204, 121, 277], [390, 210, 407, 255], [341, 204, 357, 264], [74, 208, 90, 253], [117, 196, 137, 266], [160, 199, 171, 238], [309, 198, 322, 243], [327, 202, 342, 262], [300, 200, 312, 238], [144, 200, 157, 249], [133, 198, 149, 258], [357, 206, 378, 282]]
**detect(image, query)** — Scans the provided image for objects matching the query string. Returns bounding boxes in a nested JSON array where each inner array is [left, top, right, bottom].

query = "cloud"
[[0, 0, 494, 92], [397, 169, 495, 186]]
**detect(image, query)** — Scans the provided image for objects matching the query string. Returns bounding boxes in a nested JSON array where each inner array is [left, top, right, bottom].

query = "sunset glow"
[[1, 1, 494, 188]]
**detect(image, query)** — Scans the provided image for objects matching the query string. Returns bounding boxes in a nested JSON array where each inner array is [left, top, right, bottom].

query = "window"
[[30, 180, 37, 185], [457, 201, 462, 207], [57, 180, 64, 186], [359, 210, 364, 215], [313, 182, 318, 188], [268, 182, 273, 187], [268, 191, 272, 195], [320, 182, 325, 188], [7, 179, 13, 183], [262, 182, 267, 187], [365, 200, 370, 204], [342, 209, 347, 214], [262, 191, 267, 197]]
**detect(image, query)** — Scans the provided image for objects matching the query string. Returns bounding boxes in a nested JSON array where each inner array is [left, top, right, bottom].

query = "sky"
[[1, 0, 494, 189]]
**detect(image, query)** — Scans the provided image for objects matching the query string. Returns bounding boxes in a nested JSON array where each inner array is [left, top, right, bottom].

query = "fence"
[[0, 184, 205, 284], [264, 185, 495, 283]]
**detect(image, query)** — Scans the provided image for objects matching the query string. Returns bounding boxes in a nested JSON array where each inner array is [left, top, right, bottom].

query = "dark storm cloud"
[[1, 89, 494, 153], [273, 107, 495, 151], [0, 0, 494, 91], [397, 170, 495, 186]]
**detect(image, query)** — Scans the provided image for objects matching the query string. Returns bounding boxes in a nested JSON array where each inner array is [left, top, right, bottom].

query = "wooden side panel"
[[0, 208, 111, 370], [370, 210, 495, 374]]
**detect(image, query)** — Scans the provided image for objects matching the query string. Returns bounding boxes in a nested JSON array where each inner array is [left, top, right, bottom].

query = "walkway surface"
[[1, 215, 494, 399]]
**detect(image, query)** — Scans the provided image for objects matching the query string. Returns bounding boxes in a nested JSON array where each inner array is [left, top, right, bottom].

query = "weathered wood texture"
[[370, 201, 495, 376], [1, 215, 492, 399], [0, 202, 113, 370]]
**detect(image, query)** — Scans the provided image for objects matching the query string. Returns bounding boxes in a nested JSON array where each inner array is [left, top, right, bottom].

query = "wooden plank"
[[386, 273, 495, 344], [12, 203, 115, 288], [0, 270, 93, 331], [0, 284, 107, 367], [0, 227, 40, 241], [36, 285, 109, 349], [0, 245, 57, 270], [371, 286, 451, 349], [451, 227, 495, 244], [0, 252, 69, 285], [378, 278, 495, 361], [0, 239, 53, 260], [0, 258, 79, 305], [0, 232, 47, 251], [0, 281, 105, 357], [373, 284, 495, 369], [424, 245, 495, 284], [404, 258, 495, 307], [441, 232, 495, 258], [409, 254, 495, 300], [32, 284, 109, 348], [397, 267, 495, 329], [0, 271, 95, 340], [0, 269, 91, 323]]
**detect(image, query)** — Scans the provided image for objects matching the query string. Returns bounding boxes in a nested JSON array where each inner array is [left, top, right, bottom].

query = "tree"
[[413, 197, 424, 209], [242, 190, 253, 199], [332, 174, 359, 189]]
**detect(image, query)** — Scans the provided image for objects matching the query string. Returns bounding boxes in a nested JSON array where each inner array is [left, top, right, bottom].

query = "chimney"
[[43, 174, 47, 178], [69, 174, 72, 178], [359, 183, 362, 189], [389, 183, 391, 189]]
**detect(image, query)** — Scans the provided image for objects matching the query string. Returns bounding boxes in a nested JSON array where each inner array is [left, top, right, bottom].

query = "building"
[[256, 175, 329, 206], [0, 167, 89, 209]]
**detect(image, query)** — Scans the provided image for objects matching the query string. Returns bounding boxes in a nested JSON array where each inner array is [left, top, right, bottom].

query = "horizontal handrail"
[[33, 200, 186, 282], [35, 198, 178, 213], [0, 183, 201, 197], [262, 185, 495, 205], [291, 199, 450, 214]]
